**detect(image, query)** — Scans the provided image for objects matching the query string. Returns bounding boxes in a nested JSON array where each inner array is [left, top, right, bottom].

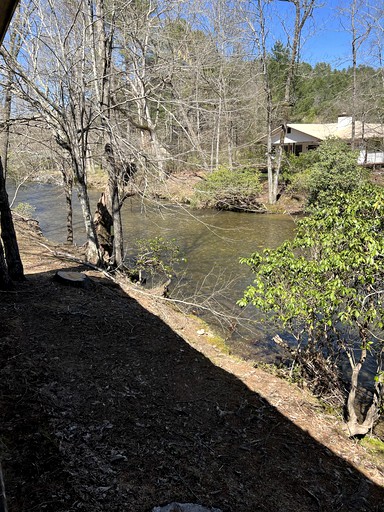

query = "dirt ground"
[[1, 218, 384, 512]]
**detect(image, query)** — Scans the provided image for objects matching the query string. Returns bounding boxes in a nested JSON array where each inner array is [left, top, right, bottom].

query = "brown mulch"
[[0, 219, 384, 512]]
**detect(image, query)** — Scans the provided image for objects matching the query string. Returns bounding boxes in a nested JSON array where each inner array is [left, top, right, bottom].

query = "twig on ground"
[[36, 242, 117, 282], [0, 462, 8, 512]]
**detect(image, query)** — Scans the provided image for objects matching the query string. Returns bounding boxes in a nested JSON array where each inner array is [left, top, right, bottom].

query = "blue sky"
[[303, 2, 352, 68], [271, 0, 379, 69]]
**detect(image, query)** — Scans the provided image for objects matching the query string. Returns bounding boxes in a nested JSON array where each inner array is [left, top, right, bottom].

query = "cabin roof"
[[266, 119, 384, 145], [287, 122, 384, 141], [0, 0, 20, 46]]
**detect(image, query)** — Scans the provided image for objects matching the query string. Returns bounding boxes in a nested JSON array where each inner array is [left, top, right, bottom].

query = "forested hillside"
[[292, 62, 384, 123]]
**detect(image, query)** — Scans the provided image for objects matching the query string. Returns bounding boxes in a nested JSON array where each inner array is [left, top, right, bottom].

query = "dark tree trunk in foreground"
[[0, 240, 10, 289], [0, 157, 24, 280]]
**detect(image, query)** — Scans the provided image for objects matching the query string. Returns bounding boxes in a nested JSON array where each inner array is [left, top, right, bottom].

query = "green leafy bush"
[[132, 236, 185, 283], [284, 138, 368, 203], [13, 202, 36, 219], [282, 150, 319, 195], [193, 166, 262, 211], [307, 138, 367, 203], [239, 184, 384, 436]]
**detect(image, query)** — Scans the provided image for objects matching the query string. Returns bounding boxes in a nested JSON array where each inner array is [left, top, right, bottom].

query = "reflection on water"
[[12, 183, 297, 361]]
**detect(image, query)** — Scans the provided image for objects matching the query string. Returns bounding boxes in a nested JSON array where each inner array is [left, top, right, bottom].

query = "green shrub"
[[307, 138, 367, 204], [283, 138, 368, 203], [13, 202, 36, 219], [282, 151, 319, 195], [131, 236, 185, 283], [193, 166, 262, 210], [239, 184, 384, 436]]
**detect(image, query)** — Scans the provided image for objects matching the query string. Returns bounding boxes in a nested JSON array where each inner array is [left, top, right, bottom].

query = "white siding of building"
[[358, 151, 384, 165]]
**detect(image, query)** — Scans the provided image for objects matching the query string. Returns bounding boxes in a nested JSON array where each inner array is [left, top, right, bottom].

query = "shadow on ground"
[[0, 266, 383, 512]]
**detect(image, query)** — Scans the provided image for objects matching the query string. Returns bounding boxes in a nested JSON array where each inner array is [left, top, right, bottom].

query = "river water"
[[13, 183, 297, 362]]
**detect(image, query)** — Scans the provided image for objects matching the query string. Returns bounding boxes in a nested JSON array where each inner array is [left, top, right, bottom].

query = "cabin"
[[269, 115, 384, 167]]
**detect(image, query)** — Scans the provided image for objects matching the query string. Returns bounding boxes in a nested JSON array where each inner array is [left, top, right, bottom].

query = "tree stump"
[[54, 270, 89, 287]]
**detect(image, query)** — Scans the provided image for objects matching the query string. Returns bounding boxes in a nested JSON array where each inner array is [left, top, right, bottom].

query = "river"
[[12, 182, 297, 362]]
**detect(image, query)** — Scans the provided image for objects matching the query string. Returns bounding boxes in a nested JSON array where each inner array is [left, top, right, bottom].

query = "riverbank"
[[84, 167, 306, 215], [146, 171, 305, 215], [0, 217, 383, 511]]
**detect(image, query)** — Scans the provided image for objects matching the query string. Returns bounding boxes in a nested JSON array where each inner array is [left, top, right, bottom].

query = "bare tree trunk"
[[110, 186, 124, 268], [88, 0, 126, 267], [215, 95, 222, 168], [345, 0, 372, 150], [246, 0, 315, 204], [351, 33, 357, 149], [226, 118, 234, 170], [62, 169, 73, 244], [168, 88, 209, 168], [265, 74, 274, 205], [0, 240, 10, 290], [138, 96, 169, 180], [105, 143, 124, 268], [0, 157, 24, 281], [93, 161, 125, 269], [250, 0, 275, 204], [1, 6, 24, 180], [76, 174, 100, 264], [346, 329, 382, 437], [1, 78, 12, 180], [346, 356, 366, 436], [345, 370, 381, 437], [56, 130, 101, 263], [94, 191, 113, 263], [272, 0, 315, 203]]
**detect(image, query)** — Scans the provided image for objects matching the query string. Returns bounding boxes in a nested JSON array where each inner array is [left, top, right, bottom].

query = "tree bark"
[[0, 240, 10, 290], [76, 173, 101, 264], [62, 168, 73, 244], [105, 143, 124, 268], [0, 157, 24, 281], [1, 6, 23, 180], [345, 330, 381, 437], [88, 0, 125, 267], [345, 368, 380, 437], [1, 77, 12, 180], [94, 191, 113, 263]]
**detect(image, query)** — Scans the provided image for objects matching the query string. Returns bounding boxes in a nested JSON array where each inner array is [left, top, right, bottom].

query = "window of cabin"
[[295, 145, 302, 156]]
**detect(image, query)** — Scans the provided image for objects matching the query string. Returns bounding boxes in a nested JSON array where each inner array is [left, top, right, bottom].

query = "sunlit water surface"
[[13, 183, 299, 362]]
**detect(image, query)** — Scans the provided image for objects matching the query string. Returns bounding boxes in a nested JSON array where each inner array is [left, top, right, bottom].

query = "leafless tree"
[[239, 0, 317, 204], [0, 0, 103, 262], [339, 0, 373, 149]]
